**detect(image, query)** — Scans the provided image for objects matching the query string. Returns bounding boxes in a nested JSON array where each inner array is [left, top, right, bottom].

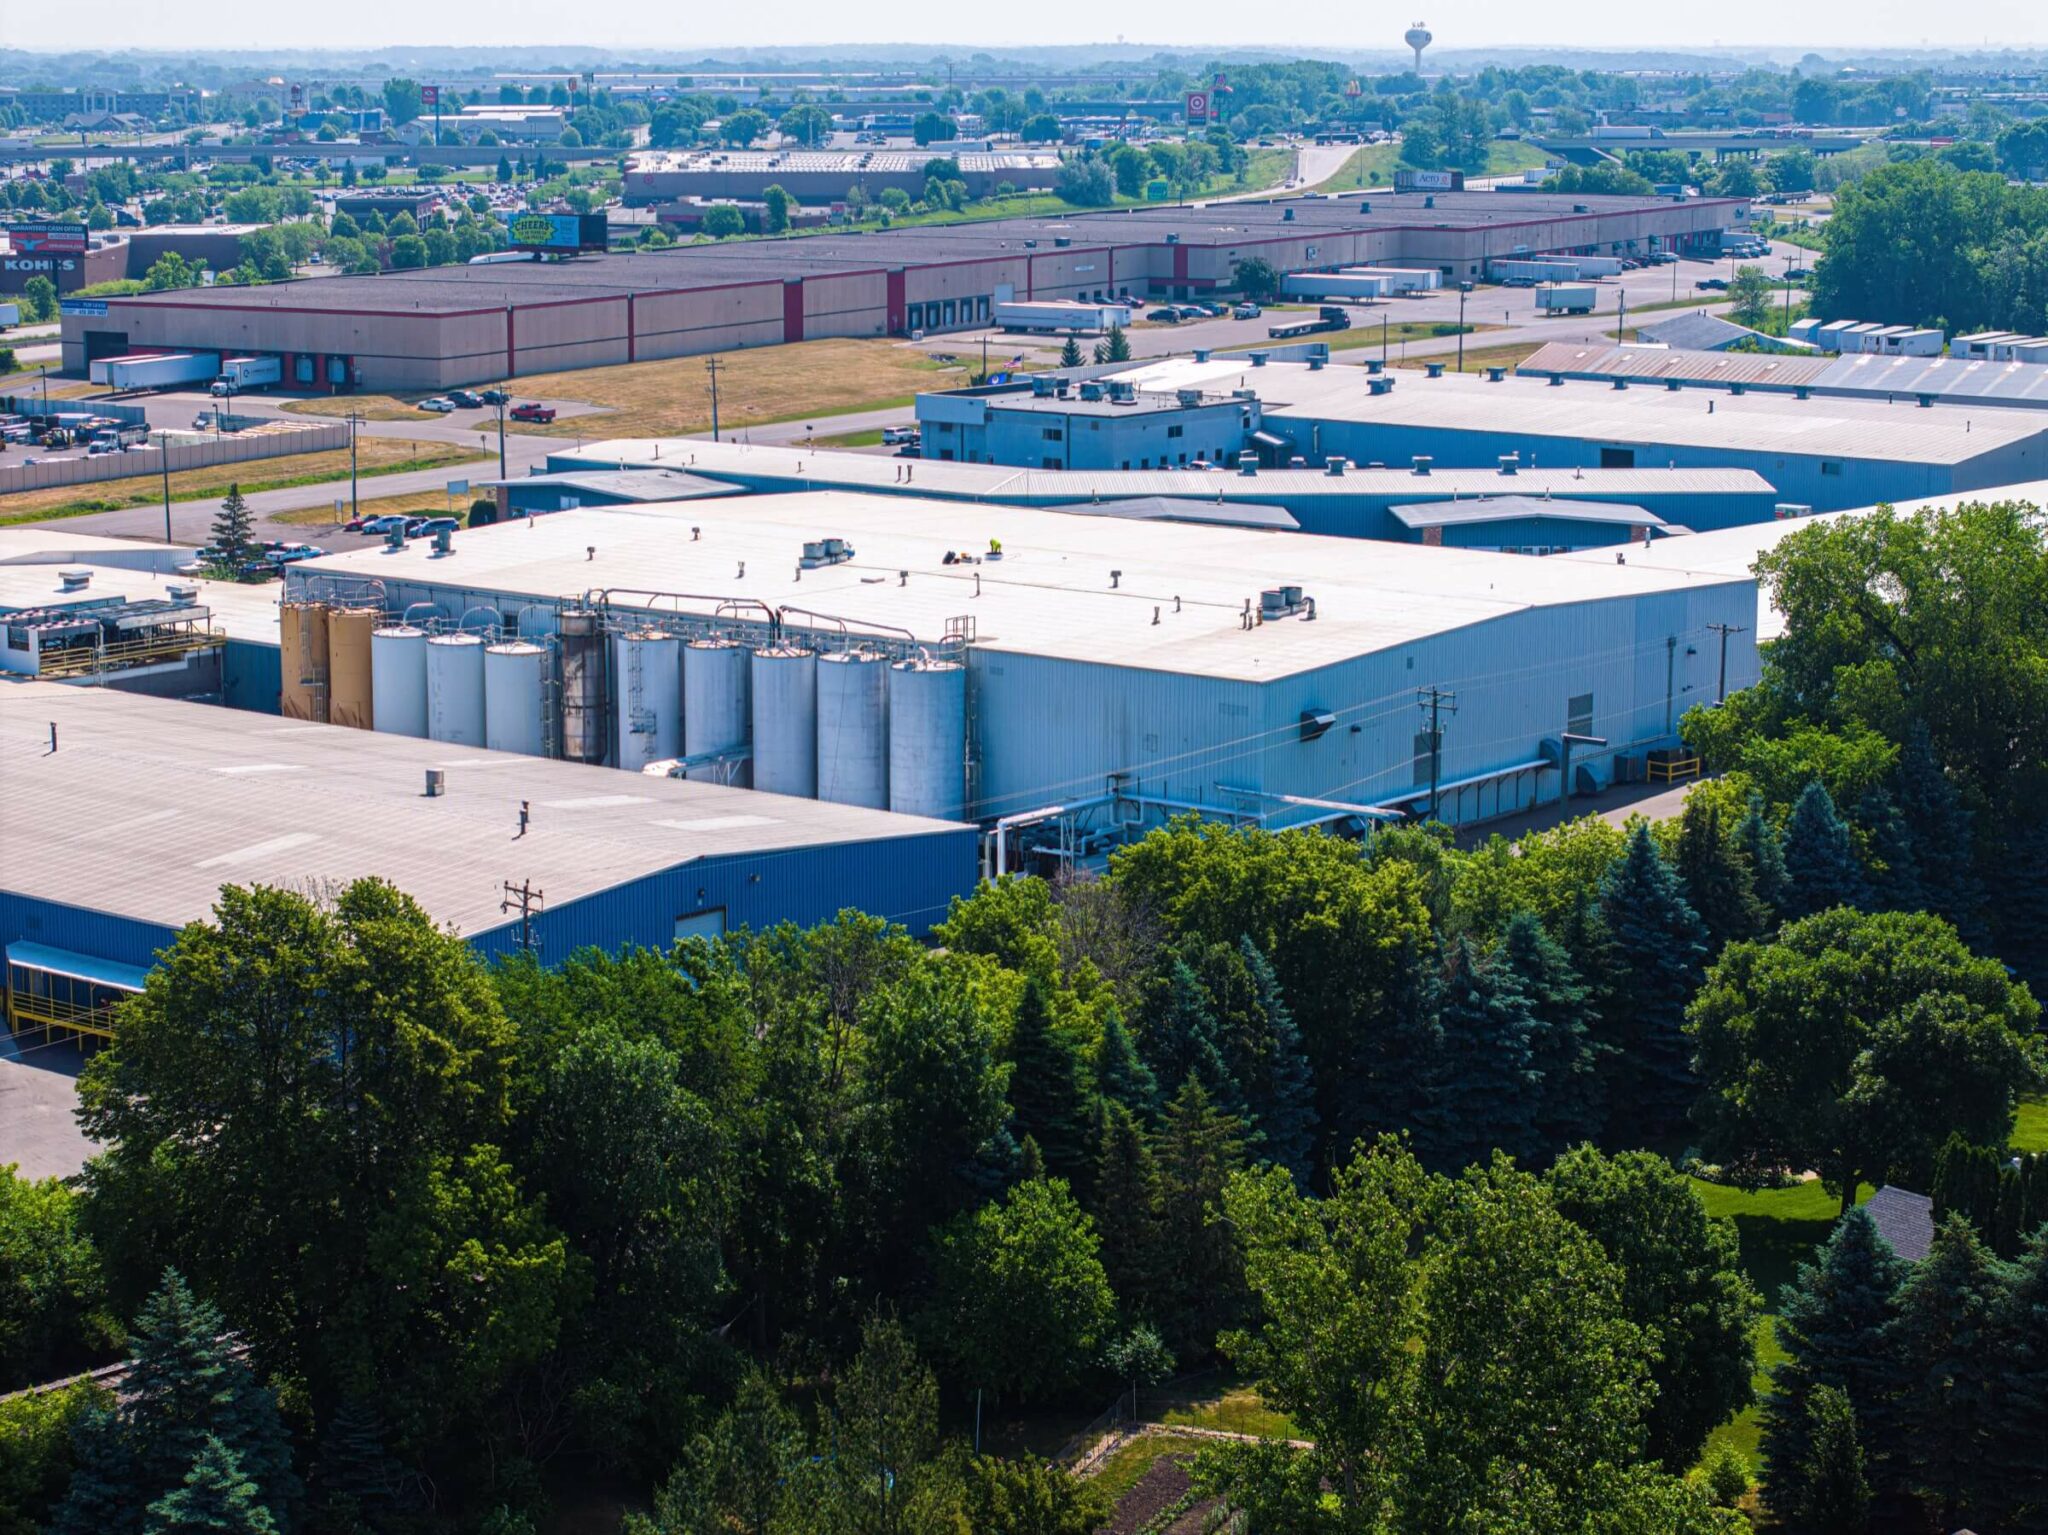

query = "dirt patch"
[[1101, 1454, 1194, 1535]]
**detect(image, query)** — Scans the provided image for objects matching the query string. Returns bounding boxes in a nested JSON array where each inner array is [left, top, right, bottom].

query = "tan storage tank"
[[279, 602, 330, 722], [327, 608, 378, 730]]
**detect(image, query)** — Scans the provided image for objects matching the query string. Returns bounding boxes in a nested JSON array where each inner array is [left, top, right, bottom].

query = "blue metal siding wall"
[[1428, 516, 1647, 550], [222, 639, 281, 715], [469, 828, 979, 962], [0, 893, 183, 973], [1272, 414, 1958, 517]]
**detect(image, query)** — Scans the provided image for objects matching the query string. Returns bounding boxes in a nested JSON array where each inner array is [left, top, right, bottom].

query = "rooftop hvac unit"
[[165, 582, 199, 601], [1411, 456, 1433, 475], [1177, 388, 1203, 407], [1079, 381, 1105, 401], [1260, 585, 1312, 620], [58, 569, 91, 591], [1054, 235, 1072, 247], [1774, 503, 1814, 519], [1248, 351, 1269, 367], [1367, 377, 1395, 395], [1238, 453, 1259, 475], [799, 537, 855, 568], [1326, 457, 1348, 476], [1425, 362, 1445, 378], [1484, 366, 1506, 382], [1498, 454, 1519, 475]]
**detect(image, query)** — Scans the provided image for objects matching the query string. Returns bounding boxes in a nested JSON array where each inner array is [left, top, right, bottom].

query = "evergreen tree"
[[496, 153, 512, 182], [1236, 937, 1316, 1185], [1886, 1215, 2005, 1528], [1015, 1133, 1047, 1183], [1596, 820, 1710, 1136], [1981, 1228, 2048, 1535], [1853, 786, 1924, 914], [1761, 1208, 1910, 1523], [1151, 1076, 1247, 1357], [1734, 791, 1790, 916], [1495, 911, 1605, 1157], [1420, 935, 1539, 1170], [1091, 1101, 1165, 1327], [1781, 781, 1869, 919], [1792, 1386, 1872, 1535], [48, 1397, 141, 1535], [1674, 795, 1769, 949], [1058, 336, 1084, 369], [208, 487, 255, 574], [1890, 721, 1986, 944], [144, 1436, 277, 1535], [1092, 324, 1131, 364], [310, 1397, 403, 1530], [1092, 1007, 1159, 1120], [121, 1272, 296, 1526], [1005, 976, 1094, 1184], [1987, 811, 2048, 997], [1141, 959, 1241, 1115], [1931, 1132, 2004, 1242]]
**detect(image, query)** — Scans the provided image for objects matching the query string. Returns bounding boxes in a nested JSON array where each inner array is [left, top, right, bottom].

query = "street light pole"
[[1456, 281, 1471, 372], [346, 412, 361, 519], [496, 396, 507, 481], [161, 440, 172, 545]]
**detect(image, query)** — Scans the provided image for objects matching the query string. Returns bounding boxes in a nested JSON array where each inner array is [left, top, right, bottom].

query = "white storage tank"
[[888, 655, 967, 821], [612, 629, 681, 773], [484, 641, 549, 757], [426, 633, 487, 747], [751, 646, 818, 798], [370, 624, 430, 738], [685, 638, 751, 784], [817, 649, 889, 808]]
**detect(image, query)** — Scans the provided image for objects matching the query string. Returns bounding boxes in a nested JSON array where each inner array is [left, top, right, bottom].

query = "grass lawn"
[[1086, 1432, 1203, 1503], [1308, 140, 1549, 194], [1393, 339, 1548, 375], [2012, 1096, 2048, 1154], [810, 428, 886, 448], [1312, 320, 1498, 355], [0, 439, 487, 525], [271, 486, 476, 528], [1154, 1380, 1297, 1440], [279, 339, 976, 441]]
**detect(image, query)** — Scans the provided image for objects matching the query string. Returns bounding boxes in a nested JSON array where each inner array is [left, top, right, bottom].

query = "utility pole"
[[160, 440, 172, 545], [495, 395, 507, 481], [1456, 281, 1471, 372], [1416, 685, 1457, 822], [1707, 621, 1749, 702], [500, 878, 544, 953], [1616, 286, 1627, 345], [345, 411, 362, 519], [705, 356, 724, 441]]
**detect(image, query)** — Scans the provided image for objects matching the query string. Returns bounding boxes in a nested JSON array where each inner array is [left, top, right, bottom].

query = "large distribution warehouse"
[[0, 682, 978, 1040], [273, 492, 1759, 868], [59, 190, 1743, 390]]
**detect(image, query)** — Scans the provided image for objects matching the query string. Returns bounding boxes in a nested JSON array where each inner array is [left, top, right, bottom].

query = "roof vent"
[[1248, 351, 1269, 367], [1729, 382, 1746, 395], [1411, 455, 1432, 475], [1194, 348, 1211, 362], [1484, 366, 1506, 382], [1054, 235, 1072, 247], [1282, 207, 1296, 222], [1238, 452, 1259, 476], [1667, 378, 1683, 390], [1425, 362, 1445, 379], [1360, 200, 1371, 213], [1612, 377, 1628, 390], [1367, 376, 1396, 396], [1498, 454, 1519, 475], [57, 568, 92, 591], [165, 582, 199, 601], [1326, 457, 1348, 476], [1299, 708, 1336, 740], [1023, 238, 1038, 249], [1794, 386, 1810, 400], [1365, 358, 1385, 375], [1423, 195, 1435, 209], [1573, 203, 1590, 214], [1166, 232, 1180, 245], [1308, 356, 1325, 371], [1918, 393, 1935, 408], [1548, 374, 1566, 387]]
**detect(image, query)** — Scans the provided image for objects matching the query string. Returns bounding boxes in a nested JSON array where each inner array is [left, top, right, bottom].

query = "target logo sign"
[[1185, 91, 1210, 123]]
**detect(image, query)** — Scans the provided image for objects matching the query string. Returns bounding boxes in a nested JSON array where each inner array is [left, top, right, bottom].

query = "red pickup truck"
[[510, 402, 556, 423]]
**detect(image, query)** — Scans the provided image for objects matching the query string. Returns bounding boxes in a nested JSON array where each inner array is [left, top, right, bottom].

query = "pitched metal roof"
[[1863, 1185, 1935, 1262], [1520, 341, 2048, 411], [1388, 495, 1664, 530]]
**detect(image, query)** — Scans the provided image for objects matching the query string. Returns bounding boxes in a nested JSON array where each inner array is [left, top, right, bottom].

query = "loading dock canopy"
[[4, 942, 149, 993]]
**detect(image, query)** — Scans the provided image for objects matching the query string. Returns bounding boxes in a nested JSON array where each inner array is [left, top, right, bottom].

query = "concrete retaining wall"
[[0, 423, 346, 495]]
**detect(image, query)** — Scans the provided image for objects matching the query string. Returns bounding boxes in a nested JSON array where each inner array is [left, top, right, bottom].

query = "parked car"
[[416, 517, 460, 536], [264, 544, 327, 565], [880, 426, 918, 445], [403, 518, 432, 536], [359, 515, 411, 535], [1696, 278, 1729, 291], [417, 397, 457, 413], [1784, 265, 1813, 281], [446, 389, 483, 408], [1232, 302, 1262, 320], [1145, 308, 1181, 323], [479, 388, 509, 406], [509, 402, 556, 423]]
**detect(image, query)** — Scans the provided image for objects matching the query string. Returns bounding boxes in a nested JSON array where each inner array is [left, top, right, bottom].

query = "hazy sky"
[[4, 0, 2046, 53]]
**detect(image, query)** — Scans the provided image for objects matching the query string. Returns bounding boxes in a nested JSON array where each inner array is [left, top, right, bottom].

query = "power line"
[[1706, 621, 1749, 702], [1417, 685, 1458, 822]]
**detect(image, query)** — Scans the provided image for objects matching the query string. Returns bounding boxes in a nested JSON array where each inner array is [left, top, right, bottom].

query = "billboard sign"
[[1393, 169, 1464, 192], [1184, 91, 1210, 124], [420, 84, 440, 110], [59, 298, 109, 317], [502, 211, 608, 252], [8, 221, 88, 255]]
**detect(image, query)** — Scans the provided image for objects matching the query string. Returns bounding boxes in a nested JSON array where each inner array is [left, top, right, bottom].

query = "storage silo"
[[684, 638, 751, 784], [279, 602, 330, 722], [612, 628, 681, 773], [816, 649, 889, 808], [426, 632, 487, 747], [327, 607, 378, 730], [750, 646, 817, 798], [887, 656, 967, 821], [484, 641, 549, 757], [369, 624, 429, 738], [559, 608, 607, 764]]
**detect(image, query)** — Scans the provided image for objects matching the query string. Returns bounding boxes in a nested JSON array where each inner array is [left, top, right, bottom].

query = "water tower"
[[1405, 22, 1434, 74]]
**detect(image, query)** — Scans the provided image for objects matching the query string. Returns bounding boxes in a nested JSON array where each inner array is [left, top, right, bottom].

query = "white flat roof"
[[1115, 358, 2048, 466], [0, 682, 965, 941], [291, 491, 1753, 683], [0, 562, 284, 646]]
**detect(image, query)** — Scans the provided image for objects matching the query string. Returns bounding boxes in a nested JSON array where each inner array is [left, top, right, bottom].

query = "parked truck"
[[1267, 306, 1352, 340], [992, 300, 1120, 334], [87, 352, 222, 391], [212, 355, 282, 393], [1536, 282, 1598, 316]]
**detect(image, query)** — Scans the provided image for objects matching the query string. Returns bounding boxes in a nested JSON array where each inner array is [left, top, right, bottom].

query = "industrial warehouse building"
[[0, 683, 978, 1039], [623, 148, 1063, 202], [1000, 355, 2048, 515], [546, 435, 1781, 541], [1519, 342, 2048, 412], [273, 493, 1760, 869], [58, 190, 1743, 389]]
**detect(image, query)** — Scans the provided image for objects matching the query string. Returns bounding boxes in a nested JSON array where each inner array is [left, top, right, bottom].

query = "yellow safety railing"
[[1648, 754, 1703, 784], [5, 987, 118, 1042], [37, 627, 226, 680]]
